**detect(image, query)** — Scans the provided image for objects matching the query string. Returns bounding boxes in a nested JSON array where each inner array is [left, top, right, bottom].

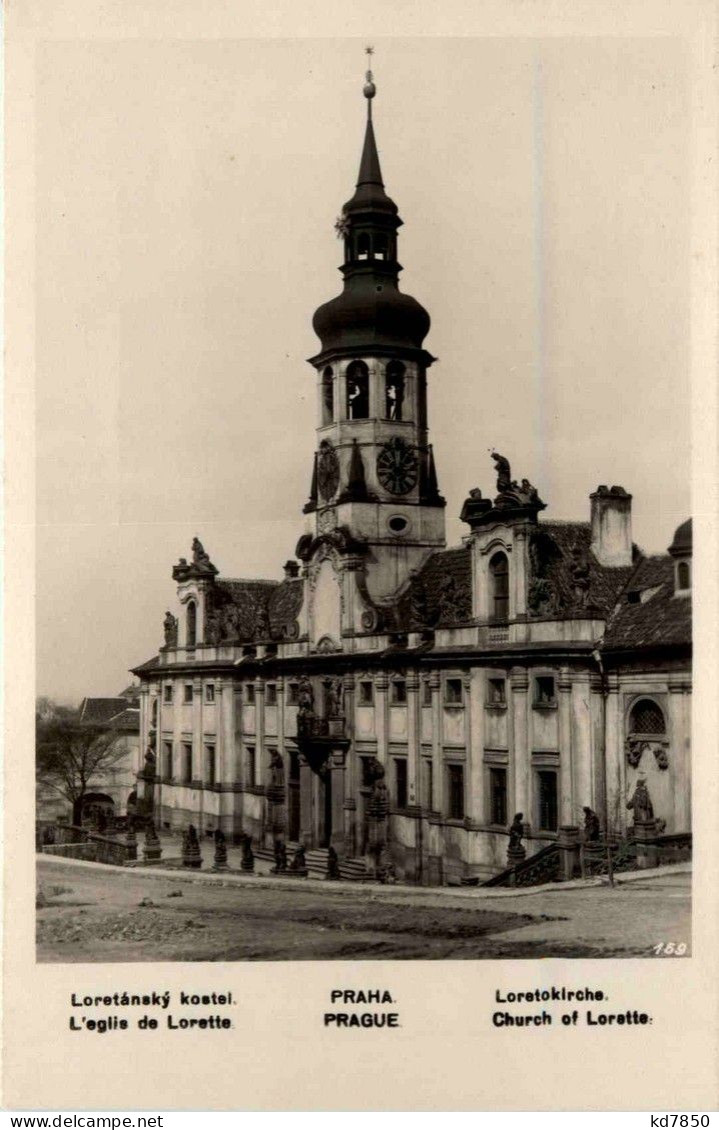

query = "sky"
[[34, 36, 691, 704]]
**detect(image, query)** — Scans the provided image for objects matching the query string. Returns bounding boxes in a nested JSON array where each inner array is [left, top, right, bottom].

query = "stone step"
[[254, 844, 367, 880]]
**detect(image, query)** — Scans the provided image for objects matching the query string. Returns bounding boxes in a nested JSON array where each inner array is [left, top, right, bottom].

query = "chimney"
[[283, 559, 300, 579], [590, 486, 633, 567]]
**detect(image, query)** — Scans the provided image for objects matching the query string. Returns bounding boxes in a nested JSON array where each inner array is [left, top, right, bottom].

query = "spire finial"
[[363, 45, 376, 117]]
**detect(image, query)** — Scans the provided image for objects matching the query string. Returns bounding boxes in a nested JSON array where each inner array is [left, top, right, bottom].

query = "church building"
[[131, 66, 692, 883]]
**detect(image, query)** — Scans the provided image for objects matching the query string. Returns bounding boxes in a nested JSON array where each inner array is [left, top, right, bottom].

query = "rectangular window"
[[360, 756, 374, 788], [162, 740, 173, 779], [422, 758, 433, 810], [246, 685, 256, 705], [163, 684, 173, 704], [422, 681, 432, 707], [266, 684, 277, 706], [184, 684, 193, 704], [447, 764, 465, 820], [391, 680, 407, 705], [205, 683, 215, 704], [287, 683, 299, 706], [487, 677, 506, 705], [181, 743, 192, 783], [489, 767, 508, 826], [205, 744, 216, 787], [537, 770, 558, 831], [534, 676, 556, 707], [246, 746, 256, 787], [394, 759, 408, 809], [359, 680, 374, 705], [445, 678, 463, 705]]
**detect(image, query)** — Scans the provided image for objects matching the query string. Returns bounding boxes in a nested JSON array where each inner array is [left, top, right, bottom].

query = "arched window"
[[356, 232, 370, 261], [373, 233, 389, 260], [489, 552, 509, 622], [677, 560, 690, 591], [321, 367, 334, 425], [186, 600, 197, 647], [385, 360, 405, 420], [346, 360, 369, 420], [628, 699, 666, 736]]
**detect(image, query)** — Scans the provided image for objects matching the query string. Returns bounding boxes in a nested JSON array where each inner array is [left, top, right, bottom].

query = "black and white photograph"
[[32, 35, 694, 964]]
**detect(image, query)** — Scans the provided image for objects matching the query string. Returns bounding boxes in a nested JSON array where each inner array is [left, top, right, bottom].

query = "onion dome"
[[311, 60, 431, 360], [668, 518, 692, 555]]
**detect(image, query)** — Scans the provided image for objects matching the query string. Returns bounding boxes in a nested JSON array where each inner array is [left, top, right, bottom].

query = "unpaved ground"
[[36, 858, 690, 962]]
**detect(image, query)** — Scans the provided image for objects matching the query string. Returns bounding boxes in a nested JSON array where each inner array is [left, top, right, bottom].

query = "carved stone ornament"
[[654, 745, 669, 771], [376, 437, 419, 496], [317, 441, 340, 502], [318, 508, 336, 533], [491, 452, 545, 511], [626, 738, 645, 768]]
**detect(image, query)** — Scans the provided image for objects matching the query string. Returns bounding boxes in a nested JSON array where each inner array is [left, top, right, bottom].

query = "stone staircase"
[[254, 843, 368, 881]]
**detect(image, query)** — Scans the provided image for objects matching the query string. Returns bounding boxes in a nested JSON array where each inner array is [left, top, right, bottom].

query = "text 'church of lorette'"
[[131, 65, 692, 885]]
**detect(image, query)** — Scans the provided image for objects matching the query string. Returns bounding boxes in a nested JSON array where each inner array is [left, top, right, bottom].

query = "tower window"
[[677, 560, 691, 591], [205, 683, 215, 704], [373, 233, 389, 260], [266, 683, 277, 707], [489, 552, 509, 622], [186, 600, 197, 647], [246, 685, 255, 705], [184, 684, 193, 704], [356, 232, 370, 260], [346, 360, 369, 420], [385, 360, 405, 420], [321, 367, 334, 426]]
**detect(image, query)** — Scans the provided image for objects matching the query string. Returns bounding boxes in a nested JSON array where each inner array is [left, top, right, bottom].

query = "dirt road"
[[37, 857, 690, 962]]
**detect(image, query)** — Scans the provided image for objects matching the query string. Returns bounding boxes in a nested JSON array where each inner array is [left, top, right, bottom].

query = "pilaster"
[[570, 672, 592, 813], [509, 667, 530, 831], [254, 679, 265, 788], [375, 672, 389, 769], [604, 675, 622, 834], [191, 677, 203, 782], [406, 672, 420, 806], [429, 671, 443, 814], [299, 753, 313, 847], [668, 678, 692, 831], [557, 669, 573, 824]]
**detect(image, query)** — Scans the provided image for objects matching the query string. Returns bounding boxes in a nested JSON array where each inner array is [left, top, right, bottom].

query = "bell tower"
[[304, 52, 446, 605]]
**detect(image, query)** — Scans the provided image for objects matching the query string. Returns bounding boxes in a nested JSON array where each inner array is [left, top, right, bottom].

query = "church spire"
[[357, 47, 384, 189]]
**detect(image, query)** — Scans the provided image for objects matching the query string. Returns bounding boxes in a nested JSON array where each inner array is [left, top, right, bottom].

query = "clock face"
[[317, 442, 340, 501], [376, 438, 419, 496]]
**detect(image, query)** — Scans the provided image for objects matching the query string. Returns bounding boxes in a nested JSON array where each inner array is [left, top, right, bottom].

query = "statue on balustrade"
[[508, 813, 525, 851], [163, 611, 178, 647]]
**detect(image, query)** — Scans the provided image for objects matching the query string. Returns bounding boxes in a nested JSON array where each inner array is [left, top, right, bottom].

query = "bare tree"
[[36, 707, 126, 826]]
